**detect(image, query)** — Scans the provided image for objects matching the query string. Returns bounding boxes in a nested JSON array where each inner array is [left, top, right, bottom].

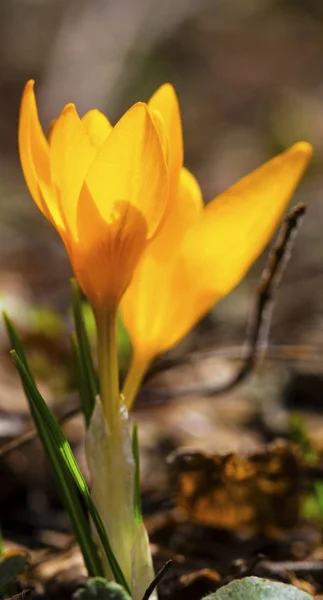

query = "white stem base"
[[86, 398, 156, 600]]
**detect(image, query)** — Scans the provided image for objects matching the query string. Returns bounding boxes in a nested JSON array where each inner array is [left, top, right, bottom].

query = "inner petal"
[[74, 185, 148, 308], [82, 109, 113, 149], [49, 104, 98, 239]]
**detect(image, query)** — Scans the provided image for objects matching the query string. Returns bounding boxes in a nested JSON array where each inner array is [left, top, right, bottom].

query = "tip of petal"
[[25, 79, 35, 90], [122, 101, 152, 124], [150, 82, 179, 106], [21, 80, 36, 104], [61, 102, 77, 116], [288, 141, 313, 158], [159, 82, 176, 94], [128, 101, 148, 114]]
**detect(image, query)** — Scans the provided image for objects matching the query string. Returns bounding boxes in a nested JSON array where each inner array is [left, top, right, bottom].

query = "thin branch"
[[142, 560, 172, 600], [212, 202, 307, 393], [0, 404, 79, 458]]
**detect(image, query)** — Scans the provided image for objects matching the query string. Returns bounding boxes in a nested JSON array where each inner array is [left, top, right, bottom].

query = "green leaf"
[[116, 313, 132, 376], [74, 578, 131, 600], [79, 301, 131, 378], [4, 313, 103, 578], [11, 350, 130, 595], [3, 312, 34, 382], [71, 332, 95, 427], [206, 577, 313, 600], [132, 423, 142, 525], [71, 279, 99, 425], [0, 551, 30, 591]]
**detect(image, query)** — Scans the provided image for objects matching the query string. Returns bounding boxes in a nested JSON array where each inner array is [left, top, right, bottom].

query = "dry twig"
[[212, 202, 307, 393], [0, 403, 79, 458]]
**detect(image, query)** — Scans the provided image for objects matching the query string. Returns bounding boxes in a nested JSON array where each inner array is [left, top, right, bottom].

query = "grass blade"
[[132, 423, 142, 525], [4, 314, 103, 578], [11, 350, 130, 594], [71, 332, 94, 426], [71, 279, 98, 424], [3, 312, 34, 382]]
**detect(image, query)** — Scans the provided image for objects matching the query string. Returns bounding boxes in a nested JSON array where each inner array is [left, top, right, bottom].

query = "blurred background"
[[0, 0, 323, 456], [2, 0, 323, 575], [2, 3, 323, 590]]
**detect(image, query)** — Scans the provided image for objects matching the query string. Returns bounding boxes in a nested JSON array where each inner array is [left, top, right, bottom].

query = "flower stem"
[[91, 305, 135, 586], [122, 353, 149, 411], [90, 307, 155, 599], [95, 305, 119, 425]]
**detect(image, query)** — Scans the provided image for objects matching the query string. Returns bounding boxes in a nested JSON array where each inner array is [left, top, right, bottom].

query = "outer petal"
[[18, 80, 62, 227], [148, 84, 183, 198], [122, 142, 312, 363], [149, 109, 168, 165], [121, 167, 203, 361], [152, 166, 203, 260], [49, 104, 97, 239], [166, 166, 203, 231], [82, 109, 113, 149], [183, 142, 313, 301], [84, 102, 168, 238]]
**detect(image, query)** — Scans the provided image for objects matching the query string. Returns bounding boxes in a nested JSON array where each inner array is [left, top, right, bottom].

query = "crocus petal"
[[149, 109, 168, 165], [84, 102, 168, 238], [82, 109, 113, 149], [49, 104, 97, 239], [170, 166, 203, 229], [122, 142, 312, 364], [72, 193, 148, 309], [18, 80, 62, 227], [46, 118, 57, 144], [121, 167, 203, 361], [152, 166, 203, 260], [148, 84, 183, 197], [161, 141, 313, 351], [184, 142, 313, 302]]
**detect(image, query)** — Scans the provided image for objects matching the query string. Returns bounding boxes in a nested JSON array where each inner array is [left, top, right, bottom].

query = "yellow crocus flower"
[[19, 80, 169, 312], [18, 81, 176, 594], [121, 124, 312, 406]]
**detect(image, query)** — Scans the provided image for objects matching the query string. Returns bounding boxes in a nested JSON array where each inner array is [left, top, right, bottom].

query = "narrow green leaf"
[[3, 312, 34, 382], [11, 351, 130, 595], [132, 423, 142, 525], [71, 332, 94, 426], [117, 313, 132, 377], [78, 303, 131, 378], [4, 315, 103, 578], [71, 279, 98, 424]]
